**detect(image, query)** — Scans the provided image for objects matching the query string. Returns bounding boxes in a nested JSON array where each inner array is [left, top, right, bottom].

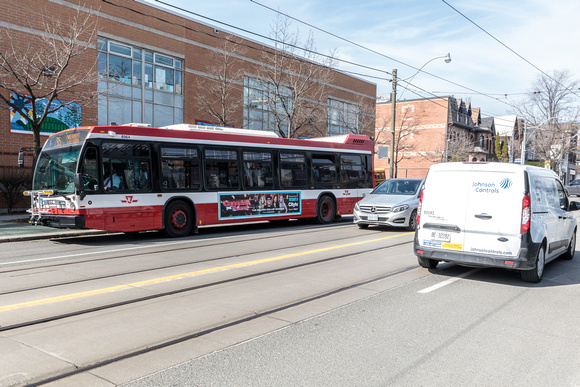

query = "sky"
[[143, 0, 580, 118]]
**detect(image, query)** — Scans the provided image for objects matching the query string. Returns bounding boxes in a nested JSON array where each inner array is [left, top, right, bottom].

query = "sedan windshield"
[[372, 179, 421, 195]]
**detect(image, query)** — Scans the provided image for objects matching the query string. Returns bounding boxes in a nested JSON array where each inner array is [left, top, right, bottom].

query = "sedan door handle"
[[474, 213, 492, 220]]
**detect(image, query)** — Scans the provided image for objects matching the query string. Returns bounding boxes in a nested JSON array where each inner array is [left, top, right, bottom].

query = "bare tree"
[[0, 6, 99, 168], [256, 15, 337, 138], [0, 168, 32, 213], [445, 128, 473, 162], [512, 69, 580, 170], [374, 108, 419, 176], [195, 36, 246, 127]]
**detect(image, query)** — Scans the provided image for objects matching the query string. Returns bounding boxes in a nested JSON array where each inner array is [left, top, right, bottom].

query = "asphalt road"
[[0, 219, 579, 386], [123, 254, 580, 386]]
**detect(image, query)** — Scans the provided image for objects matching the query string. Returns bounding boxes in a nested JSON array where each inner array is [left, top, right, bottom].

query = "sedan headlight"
[[392, 204, 409, 213], [354, 202, 360, 211]]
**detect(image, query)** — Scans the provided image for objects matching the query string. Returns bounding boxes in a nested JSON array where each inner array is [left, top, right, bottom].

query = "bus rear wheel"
[[316, 195, 336, 224], [164, 200, 193, 238]]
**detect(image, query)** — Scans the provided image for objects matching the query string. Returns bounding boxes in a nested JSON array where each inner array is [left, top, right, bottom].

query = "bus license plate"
[[431, 231, 451, 243], [368, 214, 378, 221]]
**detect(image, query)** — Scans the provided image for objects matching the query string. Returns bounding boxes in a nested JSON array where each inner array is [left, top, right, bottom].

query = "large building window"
[[98, 38, 184, 127], [243, 77, 293, 136], [327, 98, 360, 136]]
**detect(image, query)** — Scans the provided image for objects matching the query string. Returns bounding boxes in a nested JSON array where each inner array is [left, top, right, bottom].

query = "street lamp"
[[389, 53, 451, 179]]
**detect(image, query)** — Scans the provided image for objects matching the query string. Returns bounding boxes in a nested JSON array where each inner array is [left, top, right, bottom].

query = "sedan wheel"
[[407, 210, 417, 231]]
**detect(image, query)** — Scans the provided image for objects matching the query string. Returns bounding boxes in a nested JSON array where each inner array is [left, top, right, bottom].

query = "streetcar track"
[[0, 240, 413, 332], [34, 260, 419, 386], [0, 229, 397, 297], [0, 222, 357, 274]]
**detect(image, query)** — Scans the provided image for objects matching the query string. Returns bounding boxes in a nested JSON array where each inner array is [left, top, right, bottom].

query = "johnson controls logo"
[[473, 178, 512, 194], [500, 178, 513, 189], [472, 181, 499, 194]]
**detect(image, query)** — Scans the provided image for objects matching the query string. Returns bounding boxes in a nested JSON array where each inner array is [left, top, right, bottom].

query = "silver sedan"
[[565, 179, 580, 197], [353, 178, 424, 230]]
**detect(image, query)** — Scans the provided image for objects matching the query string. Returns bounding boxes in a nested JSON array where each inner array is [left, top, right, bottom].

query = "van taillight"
[[417, 190, 423, 226], [521, 194, 531, 234]]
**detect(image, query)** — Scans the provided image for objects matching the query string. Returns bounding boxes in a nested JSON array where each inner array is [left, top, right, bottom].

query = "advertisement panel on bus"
[[219, 192, 301, 220]]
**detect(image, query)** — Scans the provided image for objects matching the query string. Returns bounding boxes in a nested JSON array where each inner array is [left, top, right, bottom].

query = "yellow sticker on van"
[[442, 243, 463, 250]]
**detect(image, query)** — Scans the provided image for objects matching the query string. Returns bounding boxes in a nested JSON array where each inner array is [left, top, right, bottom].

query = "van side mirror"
[[568, 201, 580, 211], [74, 173, 86, 200]]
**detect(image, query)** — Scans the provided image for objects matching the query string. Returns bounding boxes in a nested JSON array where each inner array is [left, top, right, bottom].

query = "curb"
[[0, 230, 111, 244]]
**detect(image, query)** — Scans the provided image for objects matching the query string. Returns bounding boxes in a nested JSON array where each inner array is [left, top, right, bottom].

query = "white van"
[[414, 162, 578, 283]]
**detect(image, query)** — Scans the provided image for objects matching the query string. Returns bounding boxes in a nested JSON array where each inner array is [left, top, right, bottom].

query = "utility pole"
[[387, 54, 451, 179], [520, 121, 526, 165], [389, 69, 397, 179]]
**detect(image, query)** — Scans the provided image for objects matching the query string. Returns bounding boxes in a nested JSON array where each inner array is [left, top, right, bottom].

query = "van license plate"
[[430, 231, 451, 243], [368, 214, 378, 221]]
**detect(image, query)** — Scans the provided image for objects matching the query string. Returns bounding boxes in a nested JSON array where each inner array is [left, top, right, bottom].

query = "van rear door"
[[462, 169, 523, 259], [418, 168, 471, 252]]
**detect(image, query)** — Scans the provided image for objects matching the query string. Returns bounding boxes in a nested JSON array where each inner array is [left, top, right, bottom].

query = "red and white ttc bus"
[[26, 124, 374, 237]]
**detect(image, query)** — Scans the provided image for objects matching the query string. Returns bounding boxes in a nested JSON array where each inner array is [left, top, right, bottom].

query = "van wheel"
[[521, 245, 545, 283], [407, 210, 417, 231], [562, 231, 576, 260], [164, 200, 193, 238], [417, 256, 438, 269], [316, 195, 336, 224]]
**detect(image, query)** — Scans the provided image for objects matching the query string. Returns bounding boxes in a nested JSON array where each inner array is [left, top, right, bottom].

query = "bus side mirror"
[[74, 173, 86, 200], [18, 149, 24, 168]]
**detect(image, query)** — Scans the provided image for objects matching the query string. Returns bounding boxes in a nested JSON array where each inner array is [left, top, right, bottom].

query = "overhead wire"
[[249, 0, 514, 108], [441, 0, 580, 97], [149, 0, 403, 77], [100, 0, 392, 78], [105, 0, 516, 119]]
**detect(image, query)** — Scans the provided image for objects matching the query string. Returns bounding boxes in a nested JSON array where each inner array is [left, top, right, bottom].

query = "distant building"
[[375, 96, 495, 178]]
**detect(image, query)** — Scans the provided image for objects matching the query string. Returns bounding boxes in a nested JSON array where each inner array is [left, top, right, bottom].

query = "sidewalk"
[[0, 213, 107, 243]]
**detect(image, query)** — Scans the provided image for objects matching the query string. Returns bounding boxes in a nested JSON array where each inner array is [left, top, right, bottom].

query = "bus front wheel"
[[316, 195, 336, 224], [164, 200, 193, 237]]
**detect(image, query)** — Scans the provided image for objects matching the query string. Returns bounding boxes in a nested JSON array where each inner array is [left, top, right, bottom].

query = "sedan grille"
[[359, 205, 391, 214]]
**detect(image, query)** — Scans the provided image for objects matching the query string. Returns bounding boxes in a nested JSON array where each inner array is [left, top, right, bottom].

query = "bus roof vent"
[[306, 134, 371, 145], [162, 124, 280, 138], [121, 123, 151, 127]]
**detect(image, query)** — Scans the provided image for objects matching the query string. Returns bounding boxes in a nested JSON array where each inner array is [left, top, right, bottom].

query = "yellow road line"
[[0, 232, 413, 313]]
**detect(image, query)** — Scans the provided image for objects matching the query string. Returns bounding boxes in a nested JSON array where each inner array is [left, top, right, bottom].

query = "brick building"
[[374, 96, 495, 179], [0, 0, 376, 210]]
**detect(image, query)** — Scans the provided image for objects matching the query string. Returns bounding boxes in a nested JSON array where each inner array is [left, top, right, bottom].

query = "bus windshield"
[[32, 130, 89, 193]]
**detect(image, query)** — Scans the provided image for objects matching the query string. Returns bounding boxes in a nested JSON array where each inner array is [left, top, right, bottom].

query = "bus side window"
[[243, 151, 273, 189], [312, 154, 337, 184], [81, 147, 99, 191], [340, 154, 363, 187], [160, 147, 200, 191], [280, 153, 306, 188], [204, 148, 239, 190], [135, 161, 151, 190], [102, 142, 150, 192]]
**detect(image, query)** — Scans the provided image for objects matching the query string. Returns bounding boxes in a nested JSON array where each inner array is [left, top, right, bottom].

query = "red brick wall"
[[374, 97, 450, 179]]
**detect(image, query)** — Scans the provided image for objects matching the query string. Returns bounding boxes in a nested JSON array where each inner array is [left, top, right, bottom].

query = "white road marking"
[[418, 268, 480, 293]]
